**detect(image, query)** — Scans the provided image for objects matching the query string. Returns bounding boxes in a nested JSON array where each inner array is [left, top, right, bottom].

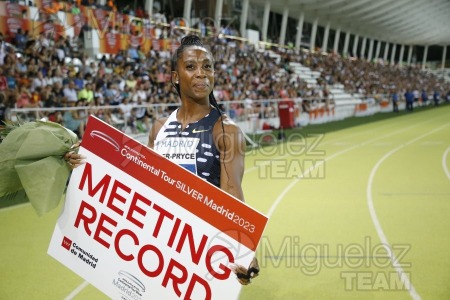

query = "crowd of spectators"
[[301, 51, 450, 103], [1, 1, 449, 138]]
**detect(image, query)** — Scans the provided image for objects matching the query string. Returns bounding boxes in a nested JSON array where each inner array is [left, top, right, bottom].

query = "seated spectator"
[[0, 69, 8, 94], [78, 82, 94, 103], [125, 74, 138, 90], [63, 80, 78, 103], [94, 85, 105, 105], [114, 51, 126, 64], [15, 56, 27, 74], [121, 85, 132, 102], [89, 96, 111, 124], [16, 85, 32, 108], [137, 46, 146, 62], [41, 84, 57, 108], [48, 58, 60, 74], [47, 110, 63, 124], [118, 96, 135, 132], [132, 83, 147, 102], [132, 96, 150, 132], [31, 71, 49, 92], [83, 61, 97, 77], [63, 100, 85, 138], [76, 98, 87, 123], [73, 71, 85, 90], [104, 82, 121, 105], [14, 29, 27, 51], [17, 72, 30, 90], [52, 81, 65, 106], [31, 87, 42, 106], [6, 68, 17, 93], [33, 34, 50, 52], [48, 69, 64, 86], [128, 45, 139, 62], [26, 58, 39, 75], [104, 62, 114, 74], [2, 48, 16, 69], [84, 73, 94, 85]]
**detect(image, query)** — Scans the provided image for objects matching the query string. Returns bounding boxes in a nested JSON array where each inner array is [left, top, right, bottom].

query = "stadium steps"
[[289, 61, 362, 105], [329, 84, 363, 105], [288, 62, 320, 88], [427, 68, 450, 83]]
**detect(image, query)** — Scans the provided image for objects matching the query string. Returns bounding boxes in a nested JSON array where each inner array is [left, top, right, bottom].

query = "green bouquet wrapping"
[[0, 121, 78, 215]]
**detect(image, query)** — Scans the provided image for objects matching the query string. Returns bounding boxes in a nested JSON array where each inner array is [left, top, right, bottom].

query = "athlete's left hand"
[[232, 257, 259, 285]]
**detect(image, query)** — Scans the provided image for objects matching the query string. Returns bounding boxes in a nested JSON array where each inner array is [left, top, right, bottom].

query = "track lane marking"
[[244, 112, 439, 175], [265, 117, 441, 218], [63, 280, 89, 300], [367, 123, 449, 300], [442, 147, 450, 180], [264, 116, 448, 298]]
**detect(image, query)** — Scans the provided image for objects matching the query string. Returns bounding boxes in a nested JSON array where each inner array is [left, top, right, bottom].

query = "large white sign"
[[48, 116, 268, 299]]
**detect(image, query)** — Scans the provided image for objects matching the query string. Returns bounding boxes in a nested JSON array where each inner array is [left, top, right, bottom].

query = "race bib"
[[154, 137, 199, 174]]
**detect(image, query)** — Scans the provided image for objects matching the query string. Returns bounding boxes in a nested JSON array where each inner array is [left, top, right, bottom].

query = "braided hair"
[[171, 35, 230, 184]]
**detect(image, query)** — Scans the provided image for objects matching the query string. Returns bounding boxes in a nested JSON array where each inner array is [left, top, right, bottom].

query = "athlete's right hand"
[[64, 143, 86, 169]]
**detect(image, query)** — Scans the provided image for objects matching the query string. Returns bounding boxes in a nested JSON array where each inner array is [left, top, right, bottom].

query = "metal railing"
[[6, 95, 392, 135]]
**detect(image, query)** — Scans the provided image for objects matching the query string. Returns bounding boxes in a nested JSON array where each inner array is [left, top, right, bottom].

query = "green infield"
[[1, 105, 449, 299]]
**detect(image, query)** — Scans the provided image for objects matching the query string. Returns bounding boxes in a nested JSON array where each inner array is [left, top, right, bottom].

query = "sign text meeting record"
[[48, 115, 269, 299]]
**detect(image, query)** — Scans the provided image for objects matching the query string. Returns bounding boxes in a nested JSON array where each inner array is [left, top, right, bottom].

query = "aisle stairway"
[[288, 62, 362, 105]]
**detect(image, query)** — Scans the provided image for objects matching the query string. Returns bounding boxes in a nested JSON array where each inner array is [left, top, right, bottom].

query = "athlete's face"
[[173, 46, 214, 103]]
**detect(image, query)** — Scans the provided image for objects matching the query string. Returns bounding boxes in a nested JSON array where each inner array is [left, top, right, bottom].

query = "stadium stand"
[[1, 0, 449, 138]]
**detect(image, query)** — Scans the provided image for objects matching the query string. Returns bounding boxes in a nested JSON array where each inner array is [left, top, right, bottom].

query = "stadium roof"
[[250, 0, 450, 46]]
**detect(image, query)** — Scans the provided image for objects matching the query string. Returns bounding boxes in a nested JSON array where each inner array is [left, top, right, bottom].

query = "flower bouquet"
[[0, 120, 78, 215]]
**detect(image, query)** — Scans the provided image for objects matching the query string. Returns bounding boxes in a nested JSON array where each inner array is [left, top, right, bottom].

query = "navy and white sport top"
[[154, 108, 221, 187]]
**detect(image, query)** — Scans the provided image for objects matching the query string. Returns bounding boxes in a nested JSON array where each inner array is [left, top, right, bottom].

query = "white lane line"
[[367, 123, 449, 300], [63, 281, 89, 300], [246, 133, 382, 175], [244, 112, 432, 175], [266, 119, 432, 218], [442, 147, 450, 180], [367, 147, 420, 300]]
